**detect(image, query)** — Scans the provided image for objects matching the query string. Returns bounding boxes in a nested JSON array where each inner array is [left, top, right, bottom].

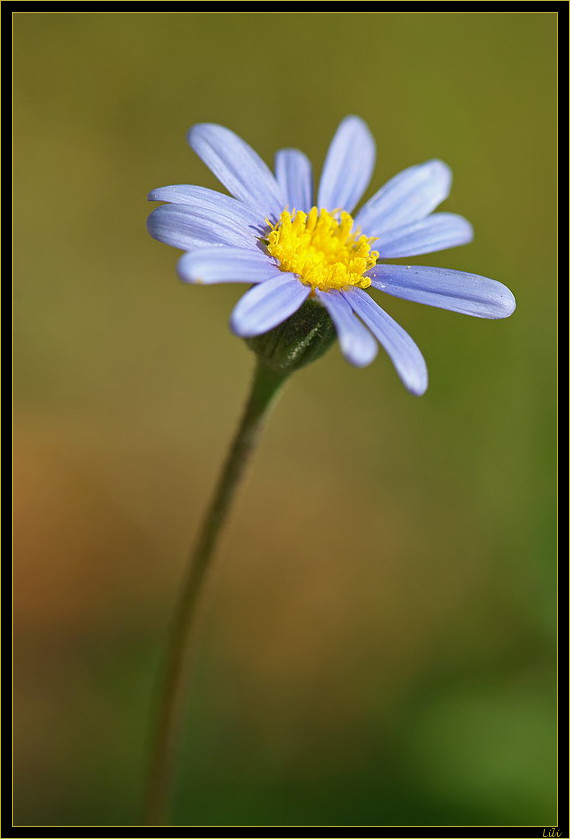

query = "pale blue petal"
[[317, 116, 376, 213], [355, 159, 452, 237], [187, 123, 286, 220], [147, 185, 264, 228], [230, 275, 310, 338], [345, 289, 428, 395], [275, 149, 313, 213], [177, 247, 280, 285], [368, 264, 517, 319], [377, 213, 474, 258], [147, 204, 261, 251], [316, 290, 378, 367]]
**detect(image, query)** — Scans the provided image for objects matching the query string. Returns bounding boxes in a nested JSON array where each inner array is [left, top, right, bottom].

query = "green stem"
[[143, 361, 289, 826]]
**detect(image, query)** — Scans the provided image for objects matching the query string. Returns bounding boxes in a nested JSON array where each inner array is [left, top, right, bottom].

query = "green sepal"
[[245, 297, 337, 374]]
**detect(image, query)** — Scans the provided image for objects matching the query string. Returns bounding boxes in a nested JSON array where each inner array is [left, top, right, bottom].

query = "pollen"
[[265, 207, 379, 292]]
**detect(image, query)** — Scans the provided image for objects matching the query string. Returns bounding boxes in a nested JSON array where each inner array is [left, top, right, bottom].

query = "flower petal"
[[316, 290, 378, 367], [177, 247, 280, 285], [345, 289, 428, 395], [275, 149, 313, 213], [187, 123, 286, 220], [377, 213, 473, 258], [148, 184, 263, 227], [147, 203, 261, 251], [230, 274, 310, 338], [368, 264, 517, 319], [317, 116, 376, 213], [355, 159, 452, 237]]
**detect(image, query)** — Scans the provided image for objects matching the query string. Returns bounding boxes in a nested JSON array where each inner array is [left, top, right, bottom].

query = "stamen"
[[265, 208, 378, 292]]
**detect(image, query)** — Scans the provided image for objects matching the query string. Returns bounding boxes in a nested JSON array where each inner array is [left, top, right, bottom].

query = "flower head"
[[147, 116, 516, 395]]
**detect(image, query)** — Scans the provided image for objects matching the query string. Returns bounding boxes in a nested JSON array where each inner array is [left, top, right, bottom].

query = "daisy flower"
[[147, 116, 516, 395]]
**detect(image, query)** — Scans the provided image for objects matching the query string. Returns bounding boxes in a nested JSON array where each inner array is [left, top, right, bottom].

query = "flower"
[[147, 116, 516, 395]]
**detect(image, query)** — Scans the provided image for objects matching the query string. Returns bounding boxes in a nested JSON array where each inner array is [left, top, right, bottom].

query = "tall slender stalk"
[[143, 361, 288, 826]]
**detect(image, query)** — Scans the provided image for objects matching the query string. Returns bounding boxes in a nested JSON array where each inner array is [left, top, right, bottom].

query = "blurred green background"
[[13, 11, 557, 828]]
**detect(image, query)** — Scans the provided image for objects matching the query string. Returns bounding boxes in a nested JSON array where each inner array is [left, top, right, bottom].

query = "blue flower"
[[147, 116, 516, 395]]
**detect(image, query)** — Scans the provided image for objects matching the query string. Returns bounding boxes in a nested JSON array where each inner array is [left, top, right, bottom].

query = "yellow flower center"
[[265, 207, 378, 292]]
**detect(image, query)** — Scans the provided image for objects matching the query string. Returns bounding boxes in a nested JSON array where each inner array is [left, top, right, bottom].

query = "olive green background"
[[13, 11, 558, 827]]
